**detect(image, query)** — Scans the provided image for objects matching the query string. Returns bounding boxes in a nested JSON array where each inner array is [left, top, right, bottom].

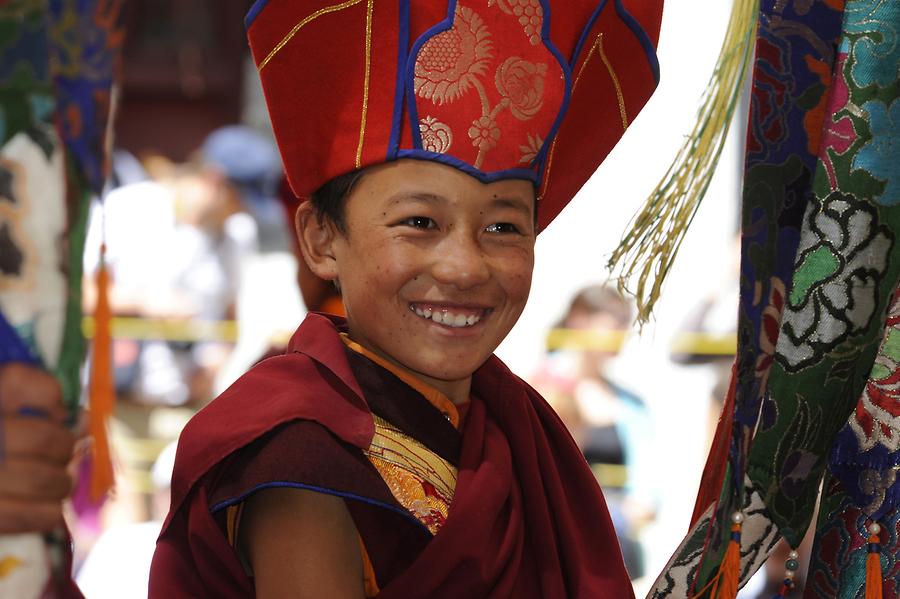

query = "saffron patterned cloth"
[[0, 1, 121, 596], [650, 0, 900, 596]]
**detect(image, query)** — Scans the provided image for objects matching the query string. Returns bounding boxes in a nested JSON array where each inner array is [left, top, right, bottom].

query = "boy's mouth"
[[409, 303, 488, 328]]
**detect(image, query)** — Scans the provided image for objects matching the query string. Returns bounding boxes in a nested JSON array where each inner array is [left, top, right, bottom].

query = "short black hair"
[[309, 168, 366, 233]]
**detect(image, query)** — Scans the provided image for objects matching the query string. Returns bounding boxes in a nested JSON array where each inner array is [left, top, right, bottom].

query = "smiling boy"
[[150, 1, 664, 597], [307, 160, 536, 404]]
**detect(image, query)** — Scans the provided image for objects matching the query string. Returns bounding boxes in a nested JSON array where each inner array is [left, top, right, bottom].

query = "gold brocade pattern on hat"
[[413, 3, 552, 169], [364, 415, 457, 536], [489, 0, 544, 46], [414, 6, 494, 106]]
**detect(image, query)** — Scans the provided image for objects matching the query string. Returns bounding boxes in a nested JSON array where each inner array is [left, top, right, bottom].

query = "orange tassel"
[[866, 526, 883, 599], [88, 243, 115, 501], [710, 519, 742, 599]]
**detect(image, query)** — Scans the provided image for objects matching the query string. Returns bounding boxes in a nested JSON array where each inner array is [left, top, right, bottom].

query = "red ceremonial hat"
[[246, 0, 663, 230]]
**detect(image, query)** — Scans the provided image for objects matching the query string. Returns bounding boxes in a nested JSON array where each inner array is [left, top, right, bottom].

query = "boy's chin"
[[413, 360, 485, 383]]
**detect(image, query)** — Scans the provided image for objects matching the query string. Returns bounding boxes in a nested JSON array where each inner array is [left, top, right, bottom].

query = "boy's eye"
[[485, 222, 521, 234], [400, 216, 437, 229]]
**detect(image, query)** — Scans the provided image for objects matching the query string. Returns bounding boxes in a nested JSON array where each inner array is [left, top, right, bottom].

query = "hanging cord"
[[771, 548, 799, 598], [608, 0, 760, 324]]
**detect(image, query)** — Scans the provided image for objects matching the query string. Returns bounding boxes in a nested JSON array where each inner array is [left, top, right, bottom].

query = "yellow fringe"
[[88, 243, 115, 501], [608, 0, 760, 324], [866, 533, 883, 599]]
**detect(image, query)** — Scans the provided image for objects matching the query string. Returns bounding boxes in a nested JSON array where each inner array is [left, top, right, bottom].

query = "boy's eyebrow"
[[490, 196, 533, 217], [387, 191, 533, 217], [388, 191, 446, 205]]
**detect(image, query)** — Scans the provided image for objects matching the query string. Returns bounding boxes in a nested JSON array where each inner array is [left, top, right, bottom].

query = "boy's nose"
[[432, 235, 490, 290]]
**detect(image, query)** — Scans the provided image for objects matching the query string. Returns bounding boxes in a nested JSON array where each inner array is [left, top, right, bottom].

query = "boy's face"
[[331, 159, 536, 401]]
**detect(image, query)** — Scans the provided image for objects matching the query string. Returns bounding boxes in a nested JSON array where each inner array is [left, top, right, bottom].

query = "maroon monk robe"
[[149, 313, 632, 598]]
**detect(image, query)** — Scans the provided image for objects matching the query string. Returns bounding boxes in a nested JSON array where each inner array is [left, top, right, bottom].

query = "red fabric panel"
[[359, 0, 402, 168], [537, 1, 659, 230], [548, 1, 603, 62], [621, 0, 664, 46], [248, 1, 397, 199]]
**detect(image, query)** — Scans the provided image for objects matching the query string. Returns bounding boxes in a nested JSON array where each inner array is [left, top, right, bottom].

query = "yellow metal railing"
[[81, 318, 738, 356]]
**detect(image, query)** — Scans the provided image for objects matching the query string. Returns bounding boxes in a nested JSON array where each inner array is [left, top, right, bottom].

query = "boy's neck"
[[340, 333, 471, 405]]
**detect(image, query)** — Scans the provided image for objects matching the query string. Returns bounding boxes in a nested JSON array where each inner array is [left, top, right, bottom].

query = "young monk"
[[150, 1, 664, 597]]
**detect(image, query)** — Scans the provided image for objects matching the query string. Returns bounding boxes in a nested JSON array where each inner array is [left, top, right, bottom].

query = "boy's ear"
[[295, 202, 339, 281]]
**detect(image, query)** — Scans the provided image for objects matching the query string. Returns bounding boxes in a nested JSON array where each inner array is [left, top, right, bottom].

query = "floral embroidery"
[[756, 276, 786, 394], [496, 57, 547, 120], [518, 132, 543, 164], [746, 36, 792, 160], [775, 191, 893, 372], [468, 115, 500, 151], [852, 98, 899, 205], [844, 1, 900, 89], [411, 2, 561, 170], [414, 6, 493, 105], [849, 289, 900, 452], [419, 116, 453, 153], [488, 0, 544, 46], [813, 52, 857, 190]]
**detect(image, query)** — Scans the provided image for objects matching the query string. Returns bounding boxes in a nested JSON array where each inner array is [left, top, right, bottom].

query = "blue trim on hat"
[[388, 0, 412, 160], [405, 0, 459, 150], [531, 0, 573, 181], [615, 0, 660, 84], [394, 149, 539, 184], [569, 0, 610, 67], [244, 0, 268, 29]]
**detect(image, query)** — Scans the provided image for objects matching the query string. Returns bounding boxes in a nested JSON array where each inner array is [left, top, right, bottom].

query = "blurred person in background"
[[164, 162, 259, 404], [201, 125, 288, 253], [532, 284, 658, 579], [83, 156, 258, 408]]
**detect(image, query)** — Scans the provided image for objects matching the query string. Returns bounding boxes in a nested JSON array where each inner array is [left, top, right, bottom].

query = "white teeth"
[[412, 306, 483, 328]]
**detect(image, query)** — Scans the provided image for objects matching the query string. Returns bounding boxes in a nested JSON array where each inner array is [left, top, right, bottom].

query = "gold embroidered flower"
[[496, 57, 548, 120], [414, 6, 493, 105], [518, 132, 544, 164], [488, 0, 544, 45], [419, 116, 454, 154], [468, 115, 501, 151]]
